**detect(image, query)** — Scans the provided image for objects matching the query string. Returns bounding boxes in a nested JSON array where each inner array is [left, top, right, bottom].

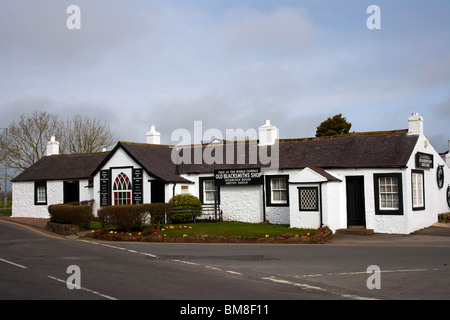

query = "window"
[[412, 170, 425, 210], [266, 175, 289, 206], [379, 177, 399, 210], [298, 187, 319, 211], [374, 173, 403, 215], [271, 178, 287, 203], [34, 181, 47, 205], [199, 178, 219, 205], [113, 172, 132, 205]]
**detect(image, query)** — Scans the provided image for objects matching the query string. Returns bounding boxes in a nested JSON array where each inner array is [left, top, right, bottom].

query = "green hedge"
[[97, 203, 172, 231], [48, 204, 93, 229], [168, 194, 202, 223]]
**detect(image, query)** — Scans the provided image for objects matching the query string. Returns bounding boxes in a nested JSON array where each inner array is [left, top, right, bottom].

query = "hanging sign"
[[437, 165, 444, 189], [447, 186, 450, 208], [415, 152, 434, 169], [214, 168, 263, 186]]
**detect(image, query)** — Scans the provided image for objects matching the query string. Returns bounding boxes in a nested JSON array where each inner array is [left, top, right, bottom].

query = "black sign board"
[[416, 152, 434, 169], [133, 168, 143, 204], [214, 168, 263, 186], [100, 169, 111, 207]]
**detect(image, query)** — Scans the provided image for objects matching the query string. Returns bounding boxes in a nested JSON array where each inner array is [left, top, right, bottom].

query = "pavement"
[[2, 215, 450, 246]]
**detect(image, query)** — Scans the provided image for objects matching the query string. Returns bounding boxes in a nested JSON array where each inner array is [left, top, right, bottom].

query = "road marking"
[[262, 276, 378, 300], [226, 270, 243, 276], [47, 276, 118, 300], [171, 259, 200, 266], [0, 258, 27, 269], [296, 268, 434, 278]]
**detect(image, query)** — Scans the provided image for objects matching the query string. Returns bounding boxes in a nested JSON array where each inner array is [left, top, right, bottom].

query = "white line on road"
[[262, 276, 378, 300], [295, 268, 434, 278], [47, 276, 118, 300], [0, 258, 27, 269]]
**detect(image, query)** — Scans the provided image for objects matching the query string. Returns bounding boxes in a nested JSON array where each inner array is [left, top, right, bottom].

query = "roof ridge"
[[278, 129, 408, 143]]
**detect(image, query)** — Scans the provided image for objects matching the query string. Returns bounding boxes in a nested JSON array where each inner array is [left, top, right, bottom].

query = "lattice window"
[[113, 172, 132, 205], [298, 187, 319, 211], [378, 176, 399, 210]]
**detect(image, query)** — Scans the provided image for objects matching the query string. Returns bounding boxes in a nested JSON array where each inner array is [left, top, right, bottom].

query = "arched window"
[[113, 172, 132, 205]]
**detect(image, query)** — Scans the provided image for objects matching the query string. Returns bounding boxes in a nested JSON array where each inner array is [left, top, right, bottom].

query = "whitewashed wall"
[[12, 179, 91, 218], [92, 147, 154, 216]]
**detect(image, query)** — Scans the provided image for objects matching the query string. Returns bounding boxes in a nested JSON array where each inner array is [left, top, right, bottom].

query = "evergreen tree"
[[315, 114, 352, 137]]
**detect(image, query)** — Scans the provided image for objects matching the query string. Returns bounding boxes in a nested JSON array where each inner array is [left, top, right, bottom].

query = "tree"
[[315, 114, 352, 137], [1, 111, 64, 171], [61, 115, 116, 154], [0, 111, 116, 171]]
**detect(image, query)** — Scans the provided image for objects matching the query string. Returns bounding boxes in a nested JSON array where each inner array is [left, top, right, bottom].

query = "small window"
[[34, 181, 47, 205], [203, 180, 216, 204], [298, 187, 319, 211], [271, 178, 288, 204], [374, 173, 403, 215], [266, 176, 289, 206], [412, 170, 425, 210], [199, 178, 219, 205]]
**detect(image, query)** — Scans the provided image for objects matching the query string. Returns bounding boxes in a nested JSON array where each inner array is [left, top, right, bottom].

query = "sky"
[[0, 0, 449, 152]]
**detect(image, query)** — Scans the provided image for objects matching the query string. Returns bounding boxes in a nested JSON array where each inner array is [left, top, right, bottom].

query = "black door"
[[346, 176, 366, 227], [64, 180, 80, 203], [151, 180, 165, 203]]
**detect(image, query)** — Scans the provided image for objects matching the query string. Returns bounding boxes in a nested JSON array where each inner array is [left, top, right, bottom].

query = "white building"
[[12, 113, 450, 234]]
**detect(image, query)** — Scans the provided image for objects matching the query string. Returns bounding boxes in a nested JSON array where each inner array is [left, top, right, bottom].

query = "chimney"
[[408, 112, 424, 135], [446, 140, 450, 167], [258, 120, 279, 146], [146, 125, 161, 144], [46, 136, 60, 156]]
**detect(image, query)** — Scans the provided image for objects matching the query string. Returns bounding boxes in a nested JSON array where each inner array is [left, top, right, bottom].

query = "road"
[[1, 219, 449, 307]]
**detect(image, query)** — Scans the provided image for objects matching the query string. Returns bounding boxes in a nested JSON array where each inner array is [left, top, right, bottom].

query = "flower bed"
[[88, 223, 333, 244]]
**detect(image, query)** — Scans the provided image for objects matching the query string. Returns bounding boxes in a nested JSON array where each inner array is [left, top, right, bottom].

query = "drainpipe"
[[262, 175, 266, 222], [319, 182, 323, 229]]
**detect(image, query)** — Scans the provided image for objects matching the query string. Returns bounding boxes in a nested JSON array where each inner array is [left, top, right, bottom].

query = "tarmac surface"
[[1, 216, 450, 246]]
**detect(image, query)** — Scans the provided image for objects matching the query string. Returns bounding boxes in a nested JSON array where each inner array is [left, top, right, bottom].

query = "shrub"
[[48, 203, 93, 229], [97, 203, 172, 231], [168, 194, 202, 223]]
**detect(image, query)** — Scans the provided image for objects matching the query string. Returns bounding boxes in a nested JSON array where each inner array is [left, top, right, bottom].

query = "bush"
[[48, 203, 93, 229], [97, 203, 172, 231], [168, 194, 202, 224]]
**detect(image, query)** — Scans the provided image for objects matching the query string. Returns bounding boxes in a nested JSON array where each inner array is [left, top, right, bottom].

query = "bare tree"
[[0, 111, 116, 172], [61, 114, 116, 154], [0, 111, 63, 171]]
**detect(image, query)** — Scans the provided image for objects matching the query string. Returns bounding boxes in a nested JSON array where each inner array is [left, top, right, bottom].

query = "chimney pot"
[[146, 125, 161, 144], [46, 136, 60, 156], [408, 113, 424, 135], [259, 120, 278, 146]]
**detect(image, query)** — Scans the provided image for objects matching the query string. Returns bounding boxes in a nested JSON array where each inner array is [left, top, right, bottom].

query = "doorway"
[[346, 176, 366, 227], [151, 180, 165, 203], [64, 180, 80, 203]]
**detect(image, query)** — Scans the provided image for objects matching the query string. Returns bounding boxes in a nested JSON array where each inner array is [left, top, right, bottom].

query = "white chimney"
[[46, 136, 60, 156], [408, 113, 424, 135], [446, 140, 450, 168], [258, 120, 279, 146], [146, 125, 161, 144]]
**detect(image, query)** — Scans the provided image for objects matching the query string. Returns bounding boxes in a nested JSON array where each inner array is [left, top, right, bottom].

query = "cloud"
[[0, 0, 152, 70], [223, 6, 316, 57]]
